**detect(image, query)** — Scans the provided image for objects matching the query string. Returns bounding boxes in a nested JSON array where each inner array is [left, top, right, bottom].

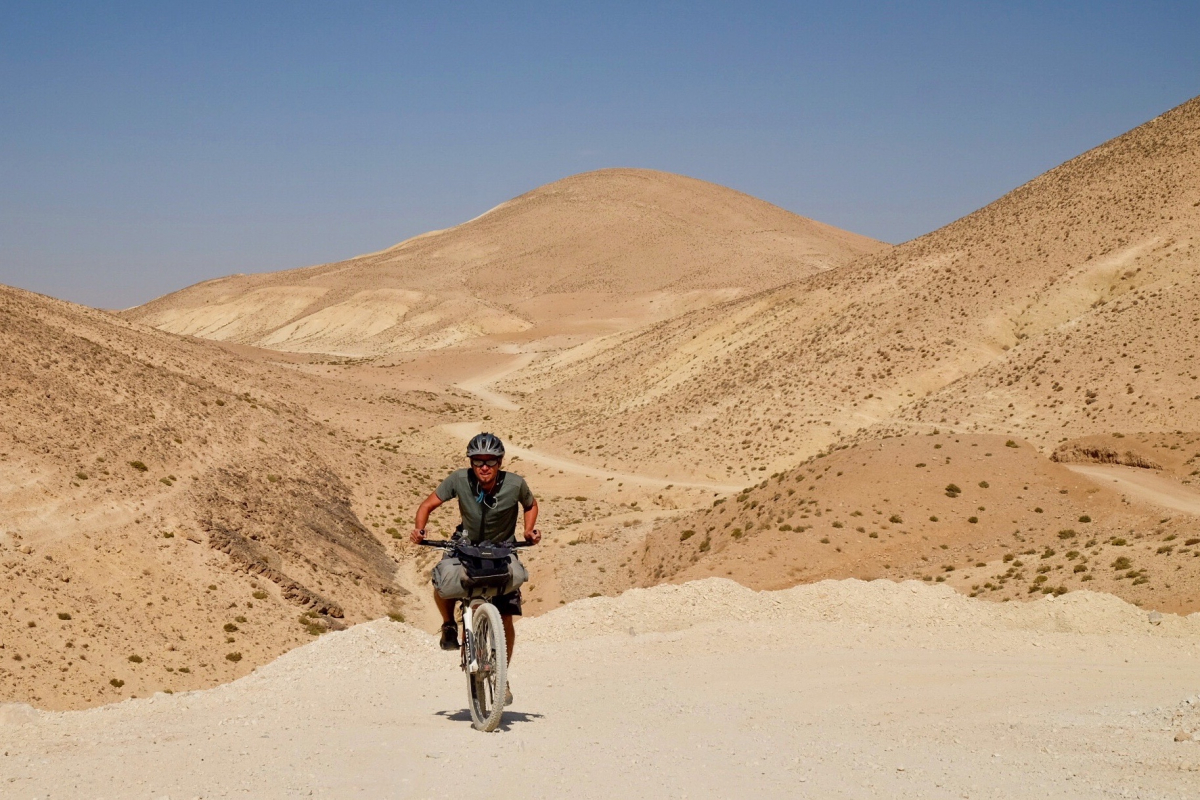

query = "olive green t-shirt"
[[435, 469, 535, 544]]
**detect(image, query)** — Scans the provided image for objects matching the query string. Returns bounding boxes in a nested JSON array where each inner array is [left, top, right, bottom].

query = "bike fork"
[[460, 604, 479, 674]]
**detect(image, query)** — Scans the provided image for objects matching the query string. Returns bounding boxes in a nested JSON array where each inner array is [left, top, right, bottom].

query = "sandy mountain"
[[497, 96, 1200, 484], [124, 168, 886, 356], [0, 285, 408, 709]]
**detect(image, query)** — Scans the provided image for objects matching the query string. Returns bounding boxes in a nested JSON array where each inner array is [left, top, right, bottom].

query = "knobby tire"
[[467, 602, 507, 732]]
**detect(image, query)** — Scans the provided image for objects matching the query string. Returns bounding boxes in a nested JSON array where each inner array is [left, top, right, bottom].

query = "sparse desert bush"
[[128, 461, 148, 472], [889, 514, 902, 523], [226, 652, 242, 662], [1034, 507, 1044, 513], [223, 623, 239, 632], [1041, 548, 1055, 559], [128, 654, 143, 663], [267, 474, 280, 483], [832, 521, 844, 528], [1078, 515, 1092, 523], [1058, 529, 1077, 539], [388, 612, 405, 623], [945, 484, 961, 497], [968, 516, 978, 524], [679, 530, 695, 541], [1187, 538, 1200, 546], [57, 612, 71, 620], [1006, 440, 1019, 448], [820, 537, 830, 544], [1111, 537, 1127, 546], [1112, 556, 1132, 570], [978, 481, 989, 489], [235, 615, 247, 623], [1003, 553, 1014, 562], [76, 471, 88, 480], [929, 516, 939, 522], [1074, 564, 1088, 573], [109, 678, 124, 688]]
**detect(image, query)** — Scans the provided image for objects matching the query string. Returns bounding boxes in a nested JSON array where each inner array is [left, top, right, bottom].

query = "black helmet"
[[466, 432, 505, 458]]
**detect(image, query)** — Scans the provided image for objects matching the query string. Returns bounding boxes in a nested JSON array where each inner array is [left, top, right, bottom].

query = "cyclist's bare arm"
[[411, 492, 444, 543], [523, 498, 540, 543]]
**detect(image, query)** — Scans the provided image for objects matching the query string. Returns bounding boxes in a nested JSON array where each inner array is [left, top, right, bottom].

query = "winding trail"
[[1066, 464, 1200, 515], [447, 352, 744, 492], [454, 351, 535, 411], [441, 421, 743, 491]]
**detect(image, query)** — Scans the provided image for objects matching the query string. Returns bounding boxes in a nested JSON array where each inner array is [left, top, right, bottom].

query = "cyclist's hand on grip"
[[410, 528, 426, 545], [524, 529, 542, 545]]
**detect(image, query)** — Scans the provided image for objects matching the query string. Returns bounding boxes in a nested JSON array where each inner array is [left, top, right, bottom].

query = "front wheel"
[[467, 602, 507, 732]]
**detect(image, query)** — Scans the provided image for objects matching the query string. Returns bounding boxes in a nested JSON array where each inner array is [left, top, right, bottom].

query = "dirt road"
[[4, 579, 1199, 799], [454, 351, 536, 411], [441, 421, 743, 492], [1067, 464, 1200, 515]]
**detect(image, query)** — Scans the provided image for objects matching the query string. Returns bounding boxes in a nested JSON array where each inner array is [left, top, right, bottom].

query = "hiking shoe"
[[439, 622, 459, 651], [504, 682, 513, 705]]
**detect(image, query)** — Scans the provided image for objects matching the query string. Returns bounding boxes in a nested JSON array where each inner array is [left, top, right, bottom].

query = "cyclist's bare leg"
[[502, 614, 515, 664], [433, 591, 455, 624]]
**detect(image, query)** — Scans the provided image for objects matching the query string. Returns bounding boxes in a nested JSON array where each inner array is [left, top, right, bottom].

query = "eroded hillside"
[[0, 286, 409, 709]]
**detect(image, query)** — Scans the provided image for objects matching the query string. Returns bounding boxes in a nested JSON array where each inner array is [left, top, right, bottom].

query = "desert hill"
[[8, 95, 1200, 717], [631, 431, 1200, 613], [0, 284, 415, 709], [496, 96, 1200, 483], [125, 168, 886, 356]]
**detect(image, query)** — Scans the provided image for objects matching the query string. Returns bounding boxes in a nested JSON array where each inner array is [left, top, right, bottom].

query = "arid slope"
[[126, 168, 886, 356], [499, 96, 1200, 482], [0, 285, 405, 709]]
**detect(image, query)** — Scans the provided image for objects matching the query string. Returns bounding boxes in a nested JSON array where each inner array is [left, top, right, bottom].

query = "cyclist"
[[410, 432, 540, 700]]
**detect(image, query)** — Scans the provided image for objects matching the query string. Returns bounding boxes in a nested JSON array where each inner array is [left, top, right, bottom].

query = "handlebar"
[[417, 538, 536, 548]]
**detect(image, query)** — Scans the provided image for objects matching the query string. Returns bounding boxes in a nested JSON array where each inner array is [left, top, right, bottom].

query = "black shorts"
[[491, 589, 523, 617]]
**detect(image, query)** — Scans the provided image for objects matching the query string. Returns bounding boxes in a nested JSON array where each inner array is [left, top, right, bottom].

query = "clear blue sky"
[[2, 1, 1196, 308]]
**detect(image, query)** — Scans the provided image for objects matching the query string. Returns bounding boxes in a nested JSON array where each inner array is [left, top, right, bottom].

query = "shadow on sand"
[[436, 708, 545, 730]]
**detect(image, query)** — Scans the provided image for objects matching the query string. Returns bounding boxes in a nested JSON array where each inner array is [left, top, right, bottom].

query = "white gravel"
[[3, 578, 1200, 799]]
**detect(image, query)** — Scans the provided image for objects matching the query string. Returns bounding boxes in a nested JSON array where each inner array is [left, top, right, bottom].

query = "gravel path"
[[1067, 464, 1200, 516], [3, 578, 1199, 799]]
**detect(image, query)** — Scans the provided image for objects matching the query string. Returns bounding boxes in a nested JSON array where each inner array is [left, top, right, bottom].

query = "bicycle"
[[419, 537, 533, 731]]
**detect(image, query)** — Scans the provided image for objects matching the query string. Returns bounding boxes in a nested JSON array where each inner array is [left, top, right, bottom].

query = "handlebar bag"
[[455, 543, 515, 591]]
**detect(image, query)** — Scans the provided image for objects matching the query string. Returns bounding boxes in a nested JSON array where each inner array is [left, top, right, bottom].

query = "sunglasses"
[[470, 457, 500, 468]]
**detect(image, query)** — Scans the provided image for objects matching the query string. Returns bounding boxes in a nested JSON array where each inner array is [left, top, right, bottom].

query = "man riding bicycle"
[[410, 432, 540, 701]]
